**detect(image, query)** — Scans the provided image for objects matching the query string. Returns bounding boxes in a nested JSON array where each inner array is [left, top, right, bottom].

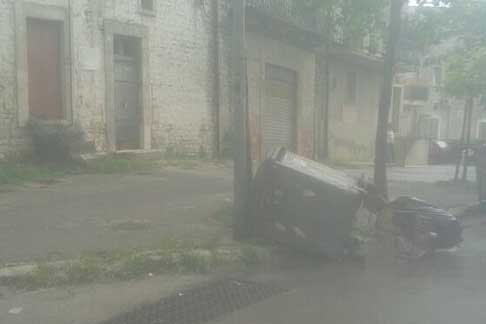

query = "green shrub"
[[85, 156, 157, 174], [27, 120, 85, 164], [0, 161, 64, 186]]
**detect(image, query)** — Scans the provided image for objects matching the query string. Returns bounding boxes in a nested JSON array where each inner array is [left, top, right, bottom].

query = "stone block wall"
[[0, 0, 229, 157]]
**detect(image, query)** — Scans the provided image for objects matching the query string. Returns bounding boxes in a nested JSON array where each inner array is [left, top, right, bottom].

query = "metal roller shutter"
[[262, 64, 297, 156]]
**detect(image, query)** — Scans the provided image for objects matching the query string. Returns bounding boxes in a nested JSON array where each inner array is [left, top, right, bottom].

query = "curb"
[[0, 245, 274, 287], [0, 261, 68, 281]]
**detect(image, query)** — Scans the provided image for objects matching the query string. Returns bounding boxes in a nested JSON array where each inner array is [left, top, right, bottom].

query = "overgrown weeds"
[[3, 239, 272, 291], [84, 156, 159, 174], [0, 161, 68, 186], [210, 203, 233, 228]]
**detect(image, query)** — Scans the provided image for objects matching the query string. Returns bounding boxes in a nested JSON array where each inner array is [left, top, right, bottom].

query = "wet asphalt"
[[214, 218, 486, 324]]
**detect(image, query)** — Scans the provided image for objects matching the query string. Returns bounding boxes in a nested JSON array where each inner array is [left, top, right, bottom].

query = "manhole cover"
[[100, 278, 287, 324]]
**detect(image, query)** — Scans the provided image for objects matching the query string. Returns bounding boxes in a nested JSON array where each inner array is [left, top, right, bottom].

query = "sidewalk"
[[345, 165, 477, 208], [0, 165, 233, 265], [0, 274, 206, 324]]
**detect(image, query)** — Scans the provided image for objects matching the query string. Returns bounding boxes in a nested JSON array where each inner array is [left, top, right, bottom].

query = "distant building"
[[393, 5, 486, 164]]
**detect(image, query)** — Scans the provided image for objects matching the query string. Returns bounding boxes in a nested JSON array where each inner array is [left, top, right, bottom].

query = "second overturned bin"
[[253, 148, 364, 256]]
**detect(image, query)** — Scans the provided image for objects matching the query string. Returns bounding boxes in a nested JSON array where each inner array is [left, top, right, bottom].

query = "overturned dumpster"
[[252, 148, 463, 258], [252, 148, 366, 256]]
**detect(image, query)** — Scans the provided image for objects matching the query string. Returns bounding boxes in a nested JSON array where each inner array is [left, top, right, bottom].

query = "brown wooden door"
[[27, 18, 64, 120]]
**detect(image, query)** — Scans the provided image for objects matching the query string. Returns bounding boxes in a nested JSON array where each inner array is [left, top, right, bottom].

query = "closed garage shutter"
[[262, 64, 297, 156]]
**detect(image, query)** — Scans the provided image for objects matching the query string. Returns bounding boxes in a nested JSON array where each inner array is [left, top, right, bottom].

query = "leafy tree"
[[404, 0, 486, 47], [406, 0, 486, 180], [446, 47, 486, 180], [445, 47, 486, 98], [299, 0, 388, 49], [400, 6, 446, 63], [441, 0, 486, 47], [437, 1, 486, 180]]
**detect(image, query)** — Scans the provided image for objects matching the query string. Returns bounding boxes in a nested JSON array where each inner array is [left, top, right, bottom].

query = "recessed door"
[[27, 18, 64, 120], [114, 35, 141, 150]]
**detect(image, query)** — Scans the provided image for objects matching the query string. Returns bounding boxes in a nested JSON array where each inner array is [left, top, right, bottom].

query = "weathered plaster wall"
[[246, 31, 316, 161], [327, 58, 382, 162], [0, 0, 27, 157]]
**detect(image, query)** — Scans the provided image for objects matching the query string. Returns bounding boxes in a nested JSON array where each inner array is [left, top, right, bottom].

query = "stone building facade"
[[0, 0, 383, 162], [0, 0, 230, 157]]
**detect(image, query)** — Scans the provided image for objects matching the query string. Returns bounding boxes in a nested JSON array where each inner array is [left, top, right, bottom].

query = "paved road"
[[346, 165, 477, 208], [214, 218, 486, 324], [0, 164, 477, 264], [210, 165, 481, 324], [346, 164, 476, 183], [0, 166, 232, 264], [0, 163, 481, 324]]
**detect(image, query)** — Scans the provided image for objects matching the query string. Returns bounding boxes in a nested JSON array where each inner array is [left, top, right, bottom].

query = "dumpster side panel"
[[267, 163, 362, 256]]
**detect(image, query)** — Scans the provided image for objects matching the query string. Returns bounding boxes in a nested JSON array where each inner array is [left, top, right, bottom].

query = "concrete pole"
[[374, 0, 406, 197], [231, 0, 252, 239]]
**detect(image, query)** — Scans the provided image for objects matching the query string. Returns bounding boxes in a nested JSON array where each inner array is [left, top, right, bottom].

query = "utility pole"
[[374, 0, 406, 197], [231, 0, 251, 239], [321, 7, 333, 160]]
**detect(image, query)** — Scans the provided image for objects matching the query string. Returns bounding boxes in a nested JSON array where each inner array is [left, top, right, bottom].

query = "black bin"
[[252, 148, 363, 256]]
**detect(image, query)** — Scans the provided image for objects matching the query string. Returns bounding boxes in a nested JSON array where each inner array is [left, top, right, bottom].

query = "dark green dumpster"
[[252, 148, 364, 256]]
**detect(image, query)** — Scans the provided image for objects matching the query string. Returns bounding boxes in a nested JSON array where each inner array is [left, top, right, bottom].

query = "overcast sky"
[[408, 1, 448, 7]]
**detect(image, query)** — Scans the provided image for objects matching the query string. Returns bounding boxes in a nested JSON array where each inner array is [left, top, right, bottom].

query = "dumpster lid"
[[272, 149, 362, 193]]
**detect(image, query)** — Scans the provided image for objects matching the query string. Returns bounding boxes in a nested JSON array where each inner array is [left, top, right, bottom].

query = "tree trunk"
[[462, 97, 474, 181], [454, 99, 469, 181], [320, 8, 333, 160], [212, 0, 221, 158], [374, 0, 406, 197], [231, 0, 252, 239]]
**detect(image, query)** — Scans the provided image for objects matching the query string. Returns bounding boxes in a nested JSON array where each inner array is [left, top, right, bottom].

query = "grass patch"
[[84, 156, 159, 174], [3, 239, 272, 291], [0, 153, 211, 186], [162, 159, 199, 170], [210, 204, 233, 228], [0, 161, 68, 186], [0, 155, 160, 186], [109, 219, 152, 231], [327, 160, 370, 170], [239, 244, 272, 268]]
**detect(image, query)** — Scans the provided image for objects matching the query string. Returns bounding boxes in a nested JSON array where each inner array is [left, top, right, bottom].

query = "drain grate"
[[100, 278, 287, 324]]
